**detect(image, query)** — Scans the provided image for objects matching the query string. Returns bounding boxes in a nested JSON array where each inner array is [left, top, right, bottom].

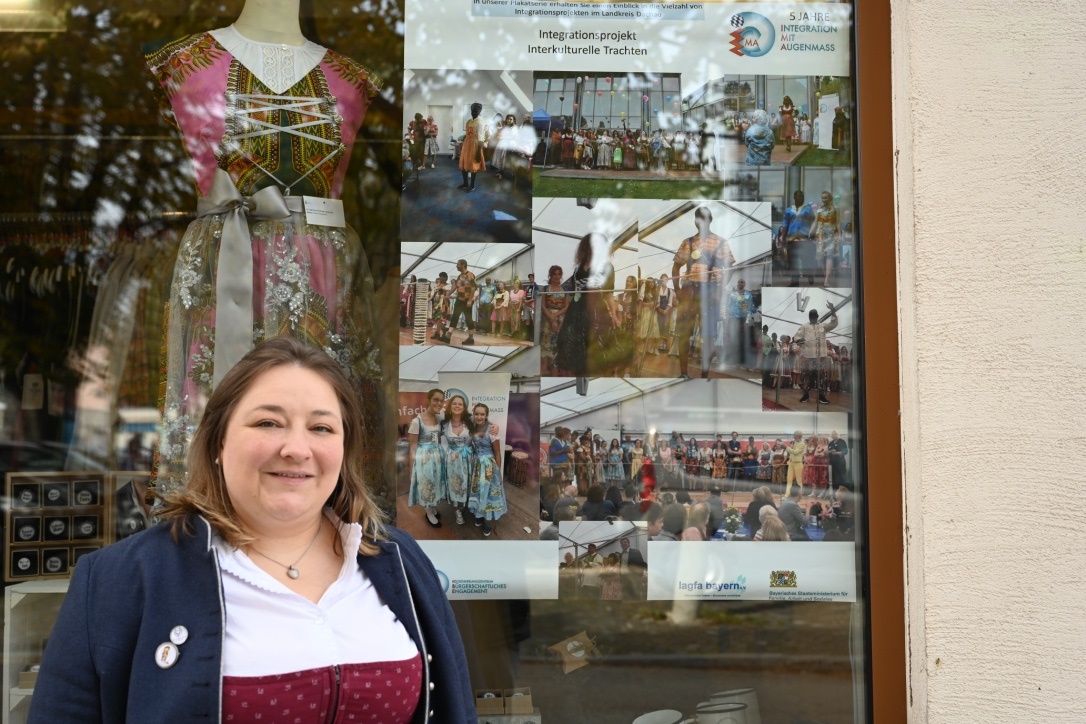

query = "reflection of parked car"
[[0, 440, 107, 475]]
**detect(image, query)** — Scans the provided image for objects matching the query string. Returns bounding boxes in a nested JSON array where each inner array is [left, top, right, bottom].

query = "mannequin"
[[232, 0, 305, 45], [144, 3, 384, 497], [458, 102, 488, 192]]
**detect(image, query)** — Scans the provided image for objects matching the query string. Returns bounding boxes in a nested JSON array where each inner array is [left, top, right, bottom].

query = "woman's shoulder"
[[74, 519, 206, 582]]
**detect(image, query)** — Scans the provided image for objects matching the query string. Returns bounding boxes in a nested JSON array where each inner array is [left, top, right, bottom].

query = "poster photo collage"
[[397, 4, 861, 600]]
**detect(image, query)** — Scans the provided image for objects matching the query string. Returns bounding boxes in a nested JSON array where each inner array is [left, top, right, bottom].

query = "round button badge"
[[170, 626, 189, 645], [155, 642, 180, 669]]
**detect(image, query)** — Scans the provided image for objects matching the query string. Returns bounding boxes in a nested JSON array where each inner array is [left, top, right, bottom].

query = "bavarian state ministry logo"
[[729, 12, 775, 58], [770, 570, 798, 588]]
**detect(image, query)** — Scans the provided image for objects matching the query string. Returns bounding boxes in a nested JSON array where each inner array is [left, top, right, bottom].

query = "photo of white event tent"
[[533, 198, 639, 286], [540, 377, 847, 438], [399, 241, 538, 381], [400, 241, 532, 286], [760, 287, 854, 351], [637, 199, 773, 291], [399, 345, 539, 383]]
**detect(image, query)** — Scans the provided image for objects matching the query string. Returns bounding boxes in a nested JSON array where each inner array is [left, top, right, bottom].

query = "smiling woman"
[[28, 337, 477, 723]]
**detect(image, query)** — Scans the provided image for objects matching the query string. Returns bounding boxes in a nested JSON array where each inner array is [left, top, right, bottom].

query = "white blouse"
[[213, 510, 419, 676], [209, 25, 327, 94]]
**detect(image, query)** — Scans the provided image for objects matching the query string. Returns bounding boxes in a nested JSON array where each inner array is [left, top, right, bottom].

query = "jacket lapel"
[[356, 542, 416, 643]]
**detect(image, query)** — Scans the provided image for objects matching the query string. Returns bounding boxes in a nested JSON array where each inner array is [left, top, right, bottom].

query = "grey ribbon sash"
[[196, 169, 293, 386]]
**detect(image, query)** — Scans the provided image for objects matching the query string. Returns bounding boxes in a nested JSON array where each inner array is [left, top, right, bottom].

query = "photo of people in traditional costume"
[[458, 102, 489, 192], [552, 521, 648, 601], [728, 166, 855, 288], [761, 287, 854, 413], [399, 241, 534, 347], [744, 109, 776, 166], [534, 197, 639, 378], [144, 24, 385, 496], [396, 371, 533, 540], [712, 75, 851, 170], [531, 72, 746, 199], [636, 200, 772, 380], [441, 393, 474, 526], [540, 264, 570, 375], [407, 388, 448, 528], [401, 69, 533, 246], [467, 403, 506, 535]]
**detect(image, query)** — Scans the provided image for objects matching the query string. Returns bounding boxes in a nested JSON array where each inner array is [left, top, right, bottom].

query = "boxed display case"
[[4, 473, 108, 583]]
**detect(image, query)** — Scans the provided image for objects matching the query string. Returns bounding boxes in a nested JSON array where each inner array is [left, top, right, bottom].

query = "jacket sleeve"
[[392, 531, 477, 723], [28, 554, 103, 723]]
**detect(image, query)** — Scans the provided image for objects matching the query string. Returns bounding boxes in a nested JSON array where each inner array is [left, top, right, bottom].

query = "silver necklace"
[[248, 519, 323, 580]]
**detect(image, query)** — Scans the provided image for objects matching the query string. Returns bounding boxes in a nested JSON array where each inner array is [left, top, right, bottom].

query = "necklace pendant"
[[287, 566, 300, 580]]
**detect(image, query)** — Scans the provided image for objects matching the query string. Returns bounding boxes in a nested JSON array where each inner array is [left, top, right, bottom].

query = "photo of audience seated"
[[539, 418, 856, 544], [402, 69, 535, 246], [553, 520, 648, 600], [400, 241, 535, 347], [534, 197, 640, 377], [760, 287, 853, 412]]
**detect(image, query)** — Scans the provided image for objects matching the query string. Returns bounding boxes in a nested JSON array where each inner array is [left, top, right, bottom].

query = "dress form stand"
[[233, 0, 305, 45]]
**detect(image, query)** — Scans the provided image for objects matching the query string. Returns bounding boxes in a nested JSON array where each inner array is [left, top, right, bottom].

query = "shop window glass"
[[2, 1, 873, 722]]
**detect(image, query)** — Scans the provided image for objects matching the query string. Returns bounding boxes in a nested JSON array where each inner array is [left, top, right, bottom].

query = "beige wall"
[[893, 1, 1086, 721]]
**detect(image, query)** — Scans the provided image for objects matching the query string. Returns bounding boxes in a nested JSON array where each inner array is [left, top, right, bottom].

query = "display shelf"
[[3, 579, 70, 722]]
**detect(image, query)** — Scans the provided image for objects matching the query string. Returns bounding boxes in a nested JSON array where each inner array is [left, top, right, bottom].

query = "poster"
[[399, 2, 862, 603]]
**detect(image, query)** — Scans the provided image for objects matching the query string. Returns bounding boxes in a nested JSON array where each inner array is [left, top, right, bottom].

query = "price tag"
[[303, 197, 346, 228], [22, 373, 44, 410]]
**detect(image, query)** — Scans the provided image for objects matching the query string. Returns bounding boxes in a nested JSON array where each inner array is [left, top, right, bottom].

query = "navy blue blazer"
[[28, 518, 476, 723]]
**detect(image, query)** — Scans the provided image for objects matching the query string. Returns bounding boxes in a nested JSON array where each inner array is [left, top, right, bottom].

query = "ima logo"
[[729, 13, 775, 58], [444, 388, 469, 405]]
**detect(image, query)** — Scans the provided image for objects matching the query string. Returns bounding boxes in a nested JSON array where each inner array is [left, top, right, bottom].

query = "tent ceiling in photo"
[[761, 287, 854, 346], [639, 199, 773, 287], [557, 520, 644, 555], [399, 345, 535, 382], [401, 242, 531, 282], [533, 198, 639, 282], [540, 377, 846, 436], [540, 377, 681, 428]]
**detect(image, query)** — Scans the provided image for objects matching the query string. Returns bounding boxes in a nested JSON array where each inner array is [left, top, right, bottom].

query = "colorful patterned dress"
[[442, 420, 473, 506], [468, 427, 506, 520], [540, 284, 569, 369], [815, 205, 840, 261], [145, 26, 382, 496], [409, 416, 447, 507], [459, 117, 488, 173], [604, 449, 624, 482]]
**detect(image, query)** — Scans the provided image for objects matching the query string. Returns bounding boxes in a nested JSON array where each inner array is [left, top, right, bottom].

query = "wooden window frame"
[[854, 1, 906, 721]]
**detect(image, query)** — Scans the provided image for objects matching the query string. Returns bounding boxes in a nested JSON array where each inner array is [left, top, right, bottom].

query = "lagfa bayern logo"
[[435, 569, 451, 594], [729, 12, 775, 58]]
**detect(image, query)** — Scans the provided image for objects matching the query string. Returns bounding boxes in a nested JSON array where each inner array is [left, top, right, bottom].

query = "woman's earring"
[[215, 457, 221, 465]]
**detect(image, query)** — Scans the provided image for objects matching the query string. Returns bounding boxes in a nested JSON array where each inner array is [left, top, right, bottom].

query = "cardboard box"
[[477, 708, 541, 724], [474, 690, 505, 715], [18, 671, 38, 689], [503, 688, 533, 714]]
